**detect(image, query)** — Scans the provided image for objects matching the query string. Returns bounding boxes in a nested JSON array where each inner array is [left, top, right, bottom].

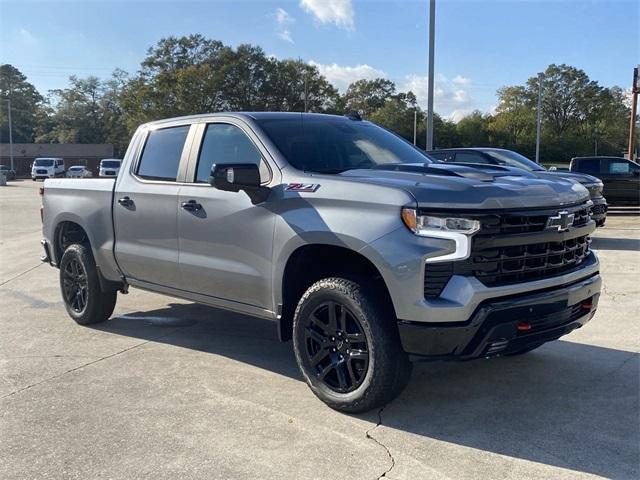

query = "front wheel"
[[293, 277, 411, 413], [59, 244, 117, 325]]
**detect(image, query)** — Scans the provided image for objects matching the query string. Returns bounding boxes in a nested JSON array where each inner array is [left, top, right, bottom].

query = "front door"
[[114, 124, 193, 287], [600, 158, 640, 203], [177, 121, 278, 311]]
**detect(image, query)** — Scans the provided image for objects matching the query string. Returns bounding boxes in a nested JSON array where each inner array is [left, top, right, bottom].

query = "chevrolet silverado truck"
[[41, 113, 601, 412]]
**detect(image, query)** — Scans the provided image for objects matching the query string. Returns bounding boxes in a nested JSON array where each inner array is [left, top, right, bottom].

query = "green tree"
[[456, 110, 490, 146], [0, 64, 44, 143], [343, 78, 397, 116]]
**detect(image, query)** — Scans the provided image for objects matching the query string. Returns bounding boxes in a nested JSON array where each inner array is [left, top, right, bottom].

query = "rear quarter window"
[[136, 126, 190, 181], [574, 158, 601, 174]]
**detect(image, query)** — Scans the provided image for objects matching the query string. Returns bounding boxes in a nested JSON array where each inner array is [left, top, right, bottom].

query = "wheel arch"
[[276, 242, 396, 342]]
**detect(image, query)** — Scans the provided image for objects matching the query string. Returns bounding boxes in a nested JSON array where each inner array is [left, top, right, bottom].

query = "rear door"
[[600, 158, 640, 203], [113, 123, 196, 287], [177, 119, 278, 311]]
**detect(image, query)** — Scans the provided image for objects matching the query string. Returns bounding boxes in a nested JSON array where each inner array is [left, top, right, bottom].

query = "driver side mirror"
[[210, 163, 261, 192]]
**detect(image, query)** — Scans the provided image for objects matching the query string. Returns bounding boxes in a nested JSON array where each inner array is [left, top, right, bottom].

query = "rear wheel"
[[59, 244, 116, 325], [293, 277, 411, 413]]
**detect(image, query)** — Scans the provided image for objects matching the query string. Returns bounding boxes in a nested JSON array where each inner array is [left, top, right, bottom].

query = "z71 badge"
[[285, 183, 320, 192]]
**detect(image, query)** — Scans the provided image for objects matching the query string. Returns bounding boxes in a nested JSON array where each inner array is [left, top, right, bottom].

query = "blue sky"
[[1, 0, 637, 120]]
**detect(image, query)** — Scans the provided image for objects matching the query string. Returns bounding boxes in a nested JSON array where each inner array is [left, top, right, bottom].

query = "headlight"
[[584, 183, 603, 198], [401, 208, 480, 236], [401, 208, 480, 263]]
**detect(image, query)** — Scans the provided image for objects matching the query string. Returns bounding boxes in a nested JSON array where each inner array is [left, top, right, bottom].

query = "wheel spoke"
[[310, 348, 329, 367], [318, 362, 335, 380], [305, 327, 326, 346], [327, 302, 337, 331], [346, 332, 364, 342], [337, 306, 347, 332], [346, 359, 358, 385], [309, 313, 330, 335], [348, 349, 368, 361], [335, 363, 348, 390]]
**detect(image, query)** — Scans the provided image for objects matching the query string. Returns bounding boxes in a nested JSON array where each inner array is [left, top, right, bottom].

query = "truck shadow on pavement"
[[590, 236, 640, 251], [95, 302, 639, 479]]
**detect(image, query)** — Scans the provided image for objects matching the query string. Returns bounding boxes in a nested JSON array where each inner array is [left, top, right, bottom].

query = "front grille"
[[423, 203, 594, 298], [524, 302, 586, 333], [104, 171, 115, 175], [37, 169, 47, 174], [458, 235, 591, 287]]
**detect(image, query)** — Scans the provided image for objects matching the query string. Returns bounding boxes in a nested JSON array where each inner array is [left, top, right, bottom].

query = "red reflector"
[[517, 322, 531, 331], [581, 302, 593, 310]]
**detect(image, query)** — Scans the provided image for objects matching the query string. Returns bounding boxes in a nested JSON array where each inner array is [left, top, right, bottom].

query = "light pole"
[[6, 99, 14, 171], [535, 72, 543, 163], [426, 0, 436, 151], [413, 109, 417, 145]]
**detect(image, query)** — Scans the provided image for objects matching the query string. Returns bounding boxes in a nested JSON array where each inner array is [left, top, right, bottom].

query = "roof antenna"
[[344, 111, 362, 121]]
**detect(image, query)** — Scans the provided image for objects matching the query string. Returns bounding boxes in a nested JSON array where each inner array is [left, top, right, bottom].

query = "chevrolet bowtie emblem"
[[546, 211, 575, 231]]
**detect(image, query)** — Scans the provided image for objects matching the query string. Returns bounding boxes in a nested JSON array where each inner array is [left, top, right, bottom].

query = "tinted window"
[[429, 151, 451, 161], [102, 160, 120, 168], [574, 158, 600, 174], [454, 152, 491, 164], [195, 124, 267, 183], [483, 150, 544, 171], [255, 116, 432, 173], [136, 126, 189, 181], [35, 159, 54, 167]]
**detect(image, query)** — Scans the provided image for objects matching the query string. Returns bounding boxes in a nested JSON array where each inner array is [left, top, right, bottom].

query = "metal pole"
[[535, 73, 543, 163], [304, 73, 308, 113], [6, 99, 14, 171], [413, 109, 417, 145], [628, 66, 638, 160], [426, 0, 435, 151]]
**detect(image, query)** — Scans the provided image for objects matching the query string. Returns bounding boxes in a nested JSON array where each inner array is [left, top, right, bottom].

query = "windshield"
[[255, 115, 432, 173], [101, 160, 120, 168], [34, 159, 54, 167], [483, 150, 545, 171], [69, 166, 83, 171]]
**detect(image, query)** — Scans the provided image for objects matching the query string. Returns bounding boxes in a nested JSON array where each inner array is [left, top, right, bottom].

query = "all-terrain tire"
[[293, 277, 412, 413], [59, 244, 117, 325]]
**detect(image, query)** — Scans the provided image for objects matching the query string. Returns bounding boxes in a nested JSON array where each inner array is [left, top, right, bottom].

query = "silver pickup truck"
[[41, 112, 601, 412]]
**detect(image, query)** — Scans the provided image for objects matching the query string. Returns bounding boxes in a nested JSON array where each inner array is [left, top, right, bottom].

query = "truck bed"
[[42, 178, 122, 283]]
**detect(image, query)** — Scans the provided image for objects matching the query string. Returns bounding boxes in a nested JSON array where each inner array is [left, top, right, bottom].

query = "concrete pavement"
[[1, 179, 638, 479]]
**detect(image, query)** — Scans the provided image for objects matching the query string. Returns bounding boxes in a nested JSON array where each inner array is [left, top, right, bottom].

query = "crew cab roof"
[[139, 112, 359, 129]]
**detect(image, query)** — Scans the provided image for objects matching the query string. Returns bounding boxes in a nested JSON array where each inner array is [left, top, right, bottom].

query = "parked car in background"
[[32, 158, 65, 181], [430, 148, 608, 226], [0, 165, 16, 180], [570, 156, 640, 205], [66, 166, 93, 178], [99, 159, 122, 177], [41, 112, 601, 413]]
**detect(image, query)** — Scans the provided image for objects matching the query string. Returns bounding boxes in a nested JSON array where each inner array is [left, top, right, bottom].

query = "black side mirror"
[[210, 163, 261, 192]]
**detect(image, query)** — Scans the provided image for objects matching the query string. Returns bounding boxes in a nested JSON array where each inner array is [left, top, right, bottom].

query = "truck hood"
[[340, 163, 589, 210], [536, 170, 601, 185]]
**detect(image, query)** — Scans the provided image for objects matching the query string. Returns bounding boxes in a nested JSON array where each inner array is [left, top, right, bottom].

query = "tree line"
[[0, 34, 633, 163]]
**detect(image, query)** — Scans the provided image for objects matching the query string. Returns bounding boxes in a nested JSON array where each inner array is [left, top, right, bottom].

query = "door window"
[[454, 152, 491, 164], [575, 158, 601, 174], [429, 151, 452, 162], [604, 159, 633, 175], [195, 123, 269, 183], [136, 125, 190, 181]]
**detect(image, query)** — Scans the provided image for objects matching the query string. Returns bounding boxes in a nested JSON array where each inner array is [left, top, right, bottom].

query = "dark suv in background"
[[570, 156, 640, 205], [430, 148, 608, 226]]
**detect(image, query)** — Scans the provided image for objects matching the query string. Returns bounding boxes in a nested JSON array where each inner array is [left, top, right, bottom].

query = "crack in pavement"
[[0, 263, 45, 287], [0, 338, 152, 400], [365, 406, 395, 479]]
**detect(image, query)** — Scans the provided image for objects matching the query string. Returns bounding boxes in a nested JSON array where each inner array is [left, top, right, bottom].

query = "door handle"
[[181, 200, 202, 212], [118, 196, 133, 207]]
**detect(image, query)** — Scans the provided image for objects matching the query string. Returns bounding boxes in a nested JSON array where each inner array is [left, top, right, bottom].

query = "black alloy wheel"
[[303, 300, 369, 393], [62, 257, 88, 314]]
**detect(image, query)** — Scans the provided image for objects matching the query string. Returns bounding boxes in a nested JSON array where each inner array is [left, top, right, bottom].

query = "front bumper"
[[398, 272, 600, 359]]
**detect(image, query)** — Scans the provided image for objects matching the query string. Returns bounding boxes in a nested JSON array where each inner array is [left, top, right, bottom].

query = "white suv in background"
[[99, 159, 121, 177], [32, 158, 65, 180]]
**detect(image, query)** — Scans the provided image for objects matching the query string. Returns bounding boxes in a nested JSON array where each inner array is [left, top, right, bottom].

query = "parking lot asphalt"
[[1, 179, 639, 480]]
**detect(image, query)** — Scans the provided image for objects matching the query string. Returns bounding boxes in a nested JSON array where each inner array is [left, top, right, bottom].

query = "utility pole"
[[594, 126, 598, 156], [6, 99, 14, 171], [413, 109, 417, 145], [535, 72, 543, 163], [627, 65, 639, 160], [304, 73, 308, 113], [426, 0, 436, 151]]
